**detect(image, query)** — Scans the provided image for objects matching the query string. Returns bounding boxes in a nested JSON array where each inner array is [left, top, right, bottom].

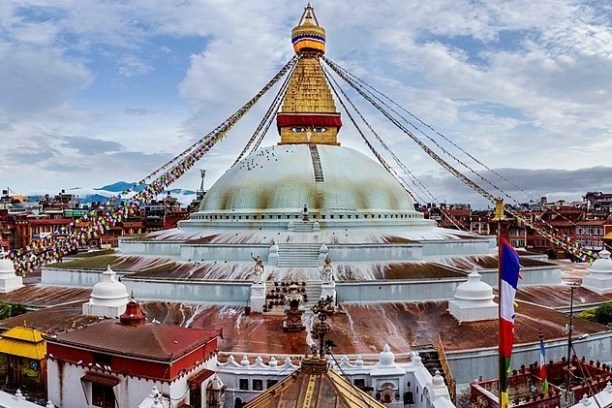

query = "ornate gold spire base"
[[277, 4, 342, 146]]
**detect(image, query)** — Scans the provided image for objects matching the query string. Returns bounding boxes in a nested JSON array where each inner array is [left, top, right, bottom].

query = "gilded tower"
[[277, 3, 342, 145]]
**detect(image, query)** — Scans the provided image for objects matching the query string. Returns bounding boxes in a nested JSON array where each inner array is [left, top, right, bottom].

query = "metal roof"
[[0, 326, 46, 360], [243, 356, 385, 408]]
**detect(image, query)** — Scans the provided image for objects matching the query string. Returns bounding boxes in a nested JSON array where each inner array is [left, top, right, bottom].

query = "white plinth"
[[82, 302, 127, 318], [448, 299, 497, 322], [0, 276, 23, 294], [250, 282, 266, 313], [582, 276, 612, 295], [320, 281, 336, 304]]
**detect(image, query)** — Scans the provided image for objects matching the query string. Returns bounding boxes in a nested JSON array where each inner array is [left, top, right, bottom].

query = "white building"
[[216, 345, 453, 408], [46, 299, 222, 408]]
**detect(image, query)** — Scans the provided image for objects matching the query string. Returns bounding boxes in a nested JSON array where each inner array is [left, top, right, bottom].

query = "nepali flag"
[[499, 237, 521, 408], [539, 335, 549, 394]]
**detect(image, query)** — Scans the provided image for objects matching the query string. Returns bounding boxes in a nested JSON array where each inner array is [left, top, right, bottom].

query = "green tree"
[[578, 307, 596, 321], [594, 303, 612, 325], [0, 303, 12, 319], [10, 304, 27, 317]]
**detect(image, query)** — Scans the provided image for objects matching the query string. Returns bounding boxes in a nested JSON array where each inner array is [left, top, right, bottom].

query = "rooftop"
[[48, 318, 219, 362]]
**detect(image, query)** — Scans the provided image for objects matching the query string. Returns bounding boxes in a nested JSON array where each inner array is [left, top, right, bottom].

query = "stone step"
[[277, 243, 322, 249], [277, 249, 320, 254], [309, 145, 325, 182], [277, 243, 322, 267], [262, 281, 324, 312], [277, 261, 319, 267], [277, 256, 319, 264], [293, 223, 314, 232], [277, 251, 319, 255]]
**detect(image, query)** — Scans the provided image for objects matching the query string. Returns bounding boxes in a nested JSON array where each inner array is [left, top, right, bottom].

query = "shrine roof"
[[0, 285, 91, 308], [243, 357, 385, 408], [48, 319, 219, 362]]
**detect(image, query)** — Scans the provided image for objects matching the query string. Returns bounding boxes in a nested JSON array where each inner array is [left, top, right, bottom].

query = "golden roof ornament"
[[291, 3, 326, 55]]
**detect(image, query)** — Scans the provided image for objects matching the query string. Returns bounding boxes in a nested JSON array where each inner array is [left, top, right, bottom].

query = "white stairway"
[[277, 242, 320, 267]]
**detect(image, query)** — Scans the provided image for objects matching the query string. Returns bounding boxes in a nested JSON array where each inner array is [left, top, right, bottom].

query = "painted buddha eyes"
[[290, 127, 327, 133]]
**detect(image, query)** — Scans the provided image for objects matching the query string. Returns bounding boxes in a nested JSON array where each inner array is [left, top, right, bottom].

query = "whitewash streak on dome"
[[199, 144, 415, 213]]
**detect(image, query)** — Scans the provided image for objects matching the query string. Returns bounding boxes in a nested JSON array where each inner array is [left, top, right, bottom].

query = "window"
[[354, 379, 366, 388], [239, 379, 249, 390], [92, 383, 115, 408], [253, 379, 263, 390], [266, 380, 278, 388]]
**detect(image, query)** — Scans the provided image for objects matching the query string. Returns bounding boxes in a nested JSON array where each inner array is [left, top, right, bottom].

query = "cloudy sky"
[[1, 0, 611, 208]]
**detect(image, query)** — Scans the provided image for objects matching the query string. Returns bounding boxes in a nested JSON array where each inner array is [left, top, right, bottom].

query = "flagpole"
[[495, 198, 504, 408]]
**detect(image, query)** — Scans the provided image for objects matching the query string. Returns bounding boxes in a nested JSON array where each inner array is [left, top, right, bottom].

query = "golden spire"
[[277, 4, 342, 145], [291, 3, 326, 55]]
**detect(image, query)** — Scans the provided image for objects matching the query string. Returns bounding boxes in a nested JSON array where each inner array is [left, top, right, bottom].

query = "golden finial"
[[291, 3, 326, 55], [494, 198, 505, 221]]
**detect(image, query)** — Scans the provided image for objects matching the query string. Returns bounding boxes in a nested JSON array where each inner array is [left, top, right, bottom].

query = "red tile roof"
[[53, 320, 219, 361]]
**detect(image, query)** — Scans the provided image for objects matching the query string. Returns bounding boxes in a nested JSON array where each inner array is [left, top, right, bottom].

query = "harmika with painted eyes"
[[291, 126, 327, 133]]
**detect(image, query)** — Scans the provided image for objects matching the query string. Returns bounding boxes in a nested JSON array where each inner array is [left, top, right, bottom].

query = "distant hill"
[[97, 181, 146, 193], [27, 182, 197, 206], [98, 182, 195, 196]]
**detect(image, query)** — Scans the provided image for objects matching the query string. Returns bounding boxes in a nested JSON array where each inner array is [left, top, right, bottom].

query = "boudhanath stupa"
[[12, 3, 610, 400]]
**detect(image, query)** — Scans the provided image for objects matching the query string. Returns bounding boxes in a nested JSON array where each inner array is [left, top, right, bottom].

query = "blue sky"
[[1, 0, 612, 208]]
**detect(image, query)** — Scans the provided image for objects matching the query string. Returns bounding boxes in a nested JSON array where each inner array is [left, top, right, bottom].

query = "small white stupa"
[[582, 249, 612, 294], [0, 251, 23, 293], [370, 344, 405, 378], [448, 270, 497, 322], [82, 265, 129, 318]]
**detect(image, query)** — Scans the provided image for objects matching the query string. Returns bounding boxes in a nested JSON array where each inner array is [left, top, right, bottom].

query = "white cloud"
[[0, 46, 92, 117], [1, 0, 611, 207]]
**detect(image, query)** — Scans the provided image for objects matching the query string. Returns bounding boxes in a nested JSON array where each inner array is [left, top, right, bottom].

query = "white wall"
[[447, 331, 612, 384], [47, 358, 214, 408]]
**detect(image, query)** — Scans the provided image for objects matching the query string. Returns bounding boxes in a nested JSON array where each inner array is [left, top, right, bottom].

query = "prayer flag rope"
[[8, 56, 299, 275]]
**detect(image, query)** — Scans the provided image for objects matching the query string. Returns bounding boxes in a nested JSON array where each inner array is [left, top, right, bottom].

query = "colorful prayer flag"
[[499, 237, 521, 408], [539, 335, 549, 394]]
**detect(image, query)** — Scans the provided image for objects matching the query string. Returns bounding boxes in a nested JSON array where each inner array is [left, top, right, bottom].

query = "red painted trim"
[[47, 338, 217, 382]]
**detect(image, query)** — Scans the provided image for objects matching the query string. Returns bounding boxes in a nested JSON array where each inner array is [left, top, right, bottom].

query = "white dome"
[[454, 270, 494, 301], [590, 249, 612, 275], [199, 144, 416, 214], [378, 344, 395, 366], [449, 270, 497, 322], [90, 265, 129, 307], [432, 371, 445, 386]]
